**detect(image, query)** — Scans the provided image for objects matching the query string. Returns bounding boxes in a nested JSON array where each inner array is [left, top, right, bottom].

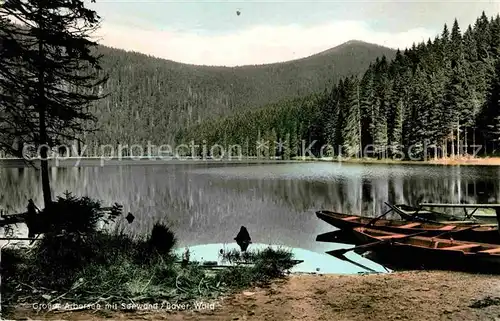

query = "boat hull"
[[362, 245, 500, 274], [316, 211, 500, 244], [352, 228, 500, 274], [396, 204, 500, 224]]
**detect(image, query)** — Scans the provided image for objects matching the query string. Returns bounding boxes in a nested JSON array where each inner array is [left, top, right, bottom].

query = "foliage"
[[0, 0, 108, 205], [143, 222, 177, 262], [20, 193, 125, 288], [176, 12, 500, 160], [46, 41, 394, 152], [220, 247, 296, 286]]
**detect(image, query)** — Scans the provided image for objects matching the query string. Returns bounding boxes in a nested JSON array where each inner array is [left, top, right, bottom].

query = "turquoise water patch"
[[173, 243, 389, 274]]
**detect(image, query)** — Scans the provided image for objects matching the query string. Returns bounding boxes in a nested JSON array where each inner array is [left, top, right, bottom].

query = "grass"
[[219, 247, 296, 287], [0, 193, 298, 317]]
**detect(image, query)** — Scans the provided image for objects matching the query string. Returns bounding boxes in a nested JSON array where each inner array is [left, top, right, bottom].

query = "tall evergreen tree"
[[0, 0, 108, 207], [389, 99, 403, 156], [450, 18, 463, 66], [283, 132, 291, 160], [443, 64, 469, 156], [340, 77, 361, 157]]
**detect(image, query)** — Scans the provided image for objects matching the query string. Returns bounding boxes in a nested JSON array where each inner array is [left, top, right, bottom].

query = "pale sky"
[[86, 0, 500, 66]]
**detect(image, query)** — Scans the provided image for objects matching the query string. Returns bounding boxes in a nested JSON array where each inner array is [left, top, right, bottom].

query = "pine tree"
[[283, 132, 291, 160], [269, 128, 277, 159], [341, 77, 361, 157], [0, 0, 108, 206], [290, 127, 298, 158], [443, 65, 468, 157], [359, 67, 376, 149], [483, 59, 500, 153]]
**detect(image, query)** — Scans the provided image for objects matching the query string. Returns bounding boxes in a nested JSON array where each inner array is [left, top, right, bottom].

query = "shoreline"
[[10, 271, 500, 321], [314, 156, 500, 166], [2, 156, 500, 168]]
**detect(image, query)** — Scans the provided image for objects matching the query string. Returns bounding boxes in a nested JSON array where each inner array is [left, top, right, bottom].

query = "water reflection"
[[1, 162, 499, 252]]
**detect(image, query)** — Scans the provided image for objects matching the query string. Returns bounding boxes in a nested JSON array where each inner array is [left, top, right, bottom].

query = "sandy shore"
[[323, 156, 500, 166], [10, 271, 500, 321], [428, 157, 500, 166]]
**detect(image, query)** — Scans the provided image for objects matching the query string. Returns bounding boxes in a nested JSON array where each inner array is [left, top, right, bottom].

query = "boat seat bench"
[[399, 223, 421, 228], [377, 234, 407, 239], [445, 244, 481, 251], [343, 216, 359, 221]]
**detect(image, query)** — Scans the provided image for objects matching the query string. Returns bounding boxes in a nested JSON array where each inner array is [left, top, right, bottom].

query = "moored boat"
[[471, 212, 499, 224], [316, 210, 500, 244], [347, 227, 500, 274]]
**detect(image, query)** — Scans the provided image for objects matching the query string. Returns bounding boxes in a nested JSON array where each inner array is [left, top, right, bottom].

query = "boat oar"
[[316, 230, 354, 243], [327, 224, 482, 258], [430, 224, 481, 239], [365, 207, 394, 227], [326, 230, 429, 258], [385, 202, 438, 223], [316, 208, 395, 244]]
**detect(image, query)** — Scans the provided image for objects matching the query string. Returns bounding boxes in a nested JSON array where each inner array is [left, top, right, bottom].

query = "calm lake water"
[[1, 161, 500, 272]]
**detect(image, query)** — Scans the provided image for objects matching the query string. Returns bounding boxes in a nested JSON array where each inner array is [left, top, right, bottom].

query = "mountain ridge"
[[85, 40, 397, 147], [98, 39, 394, 68]]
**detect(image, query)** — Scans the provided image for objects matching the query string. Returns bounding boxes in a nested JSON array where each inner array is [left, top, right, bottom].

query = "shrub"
[[147, 222, 177, 257]]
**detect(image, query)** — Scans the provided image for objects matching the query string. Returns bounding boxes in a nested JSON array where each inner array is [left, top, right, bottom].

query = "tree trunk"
[[496, 209, 500, 238], [464, 127, 468, 155], [37, 15, 52, 208], [473, 127, 476, 154], [451, 129, 455, 158], [457, 122, 460, 158], [357, 85, 362, 158]]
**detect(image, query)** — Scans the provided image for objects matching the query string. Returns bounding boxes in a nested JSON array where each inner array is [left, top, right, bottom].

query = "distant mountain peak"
[[343, 39, 368, 45], [311, 40, 389, 58]]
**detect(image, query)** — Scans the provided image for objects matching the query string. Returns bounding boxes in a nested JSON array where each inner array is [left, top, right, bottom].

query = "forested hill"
[[177, 12, 500, 160], [85, 40, 395, 147]]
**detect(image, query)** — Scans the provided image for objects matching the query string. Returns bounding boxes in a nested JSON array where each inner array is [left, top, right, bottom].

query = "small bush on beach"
[[220, 247, 296, 286], [146, 222, 177, 258]]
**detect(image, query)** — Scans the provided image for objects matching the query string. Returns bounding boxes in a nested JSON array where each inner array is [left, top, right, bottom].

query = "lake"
[[1, 161, 500, 272]]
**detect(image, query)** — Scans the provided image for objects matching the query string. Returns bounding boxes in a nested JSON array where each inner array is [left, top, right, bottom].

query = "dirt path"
[[10, 271, 500, 321]]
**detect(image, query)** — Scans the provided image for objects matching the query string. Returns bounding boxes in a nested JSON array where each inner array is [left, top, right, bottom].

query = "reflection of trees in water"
[[0, 168, 40, 212], [1, 164, 500, 248]]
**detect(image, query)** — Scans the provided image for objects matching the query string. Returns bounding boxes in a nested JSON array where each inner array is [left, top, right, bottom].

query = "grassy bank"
[[0, 194, 298, 318], [4, 155, 500, 169]]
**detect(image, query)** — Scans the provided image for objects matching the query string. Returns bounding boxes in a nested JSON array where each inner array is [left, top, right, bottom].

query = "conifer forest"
[[177, 13, 500, 160]]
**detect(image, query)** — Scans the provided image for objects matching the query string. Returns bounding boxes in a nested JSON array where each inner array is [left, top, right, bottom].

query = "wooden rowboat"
[[316, 210, 500, 244], [0, 211, 27, 227], [347, 227, 500, 274]]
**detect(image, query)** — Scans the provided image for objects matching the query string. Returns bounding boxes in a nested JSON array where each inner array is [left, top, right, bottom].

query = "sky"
[[86, 0, 500, 66]]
